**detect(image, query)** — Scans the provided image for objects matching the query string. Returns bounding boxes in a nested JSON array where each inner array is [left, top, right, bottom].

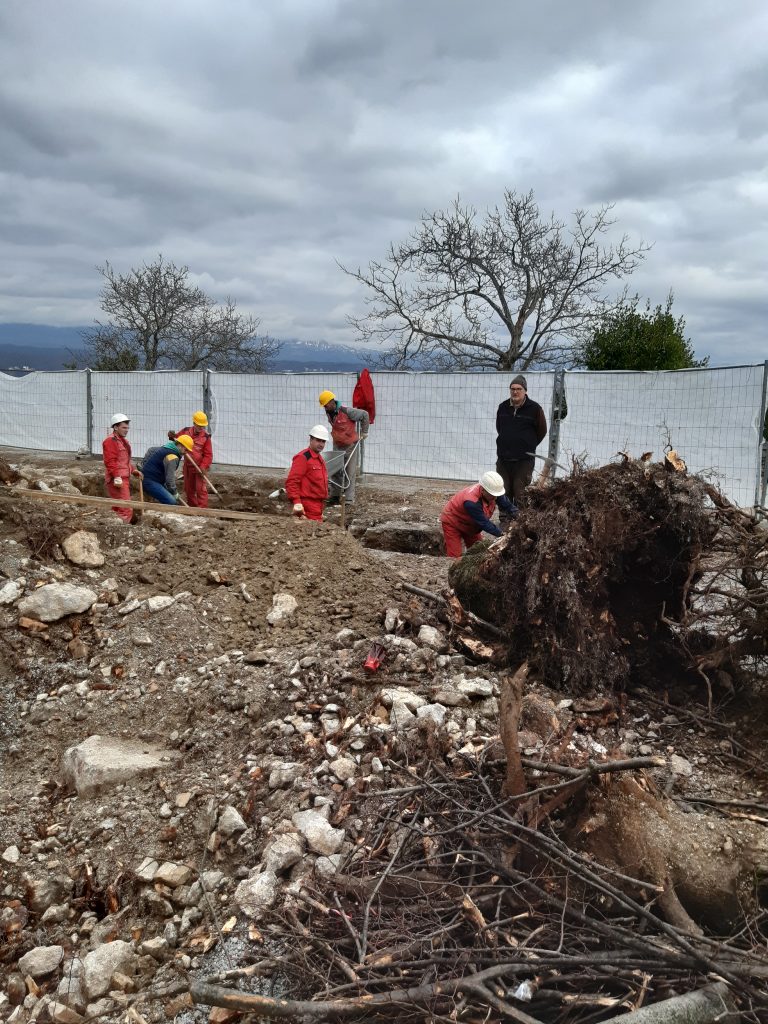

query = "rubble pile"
[[0, 453, 767, 1023]]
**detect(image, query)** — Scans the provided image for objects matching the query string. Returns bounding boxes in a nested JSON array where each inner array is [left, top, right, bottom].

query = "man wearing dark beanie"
[[495, 374, 547, 509]]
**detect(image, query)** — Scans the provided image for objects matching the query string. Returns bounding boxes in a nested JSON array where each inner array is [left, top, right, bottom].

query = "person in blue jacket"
[[141, 435, 194, 504]]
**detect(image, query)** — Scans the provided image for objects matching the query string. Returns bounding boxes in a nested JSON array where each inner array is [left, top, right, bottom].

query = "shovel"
[[184, 450, 221, 497], [129, 473, 144, 524]]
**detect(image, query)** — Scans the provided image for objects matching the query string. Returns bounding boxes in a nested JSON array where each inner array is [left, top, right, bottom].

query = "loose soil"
[[1, 451, 767, 1022]]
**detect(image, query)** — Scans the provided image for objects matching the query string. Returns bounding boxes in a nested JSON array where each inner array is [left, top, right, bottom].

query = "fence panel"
[[209, 372, 358, 469], [365, 372, 555, 480], [559, 366, 765, 507], [90, 371, 204, 461], [0, 366, 764, 507], [0, 371, 88, 452]]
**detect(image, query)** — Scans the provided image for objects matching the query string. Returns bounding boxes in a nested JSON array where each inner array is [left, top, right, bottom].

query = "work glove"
[[293, 503, 305, 517], [361, 433, 369, 440], [113, 476, 123, 486]]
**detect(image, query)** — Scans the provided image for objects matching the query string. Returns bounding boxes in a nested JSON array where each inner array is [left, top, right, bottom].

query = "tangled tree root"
[[575, 775, 768, 934], [450, 460, 767, 695]]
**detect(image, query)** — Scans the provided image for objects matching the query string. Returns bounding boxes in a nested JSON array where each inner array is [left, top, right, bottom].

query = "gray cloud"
[[0, 0, 766, 362]]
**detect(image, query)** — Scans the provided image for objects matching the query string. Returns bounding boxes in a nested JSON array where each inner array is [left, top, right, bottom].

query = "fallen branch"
[[600, 982, 736, 1024], [402, 582, 506, 639], [192, 963, 545, 1022]]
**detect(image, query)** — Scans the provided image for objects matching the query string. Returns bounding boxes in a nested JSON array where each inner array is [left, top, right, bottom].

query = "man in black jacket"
[[495, 375, 547, 509]]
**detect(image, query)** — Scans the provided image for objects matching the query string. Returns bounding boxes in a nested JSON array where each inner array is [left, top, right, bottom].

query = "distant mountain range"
[[0, 323, 376, 373]]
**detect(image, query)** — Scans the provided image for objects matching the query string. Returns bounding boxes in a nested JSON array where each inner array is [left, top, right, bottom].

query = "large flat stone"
[[62, 735, 179, 797], [18, 583, 97, 622]]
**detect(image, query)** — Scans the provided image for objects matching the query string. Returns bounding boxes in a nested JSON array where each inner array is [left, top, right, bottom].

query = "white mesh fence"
[[210, 372, 357, 469], [364, 372, 555, 480], [559, 366, 766, 507], [0, 365, 765, 507], [90, 371, 204, 463], [0, 371, 88, 451]]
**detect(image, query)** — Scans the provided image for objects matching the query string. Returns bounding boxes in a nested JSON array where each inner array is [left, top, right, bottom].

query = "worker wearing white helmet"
[[102, 413, 143, 523], [285, 424, 330, 522], [440, 471, 518, 558]]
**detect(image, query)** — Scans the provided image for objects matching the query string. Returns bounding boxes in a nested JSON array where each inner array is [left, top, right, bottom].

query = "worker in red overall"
[[286, 425, 330, 522], [440, 471, 518, 558], [176, 411, 213, 507], [102, 413, 142, 523]]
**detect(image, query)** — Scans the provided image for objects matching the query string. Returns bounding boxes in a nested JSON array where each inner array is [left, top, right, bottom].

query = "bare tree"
[[81, 256, 280, 371], [342, 190, 650, 371]]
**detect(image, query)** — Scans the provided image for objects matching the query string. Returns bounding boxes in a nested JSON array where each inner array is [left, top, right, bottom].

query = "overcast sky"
[[1, 0, 766, 365]]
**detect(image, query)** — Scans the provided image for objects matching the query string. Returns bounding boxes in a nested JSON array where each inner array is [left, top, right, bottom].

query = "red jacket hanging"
[[352, 368, 376, 424]]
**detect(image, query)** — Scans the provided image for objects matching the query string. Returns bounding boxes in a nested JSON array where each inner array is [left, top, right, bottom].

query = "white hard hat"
[[479, 471, 505, 497], [110, 413, 130, 427], [309, 424, 330, 441]]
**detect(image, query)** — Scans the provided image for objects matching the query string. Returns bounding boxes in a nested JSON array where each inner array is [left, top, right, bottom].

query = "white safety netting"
[[0, 365, 764, 507], [363, 372, 555, 481], [559, 366, 766, 507], [90, 371, 204, 462], [210, 372, 359, 470], [0, 371, 88, 452]]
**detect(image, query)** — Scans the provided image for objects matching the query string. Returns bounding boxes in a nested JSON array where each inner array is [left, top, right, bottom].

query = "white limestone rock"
[[267, 592, 298, 625], [62, 532, 104, 568], [234, 870, 279, 919], [263, 833, 304, 875], [81, 941, 135, 1001], [292, 809, 345, 856], [18, 583, 97, 622], [18, 945, 64, 979], [62, 735, 179, 797]]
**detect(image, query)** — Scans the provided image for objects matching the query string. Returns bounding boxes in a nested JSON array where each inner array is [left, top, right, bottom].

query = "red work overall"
[[286, 448, 329, 522], [177, 426, 213, 507], [102, 433, 134, 523], [440, 483, 497, 558]]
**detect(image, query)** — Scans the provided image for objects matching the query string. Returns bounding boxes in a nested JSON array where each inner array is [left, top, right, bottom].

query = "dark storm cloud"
[[0, 0, 766, 362]]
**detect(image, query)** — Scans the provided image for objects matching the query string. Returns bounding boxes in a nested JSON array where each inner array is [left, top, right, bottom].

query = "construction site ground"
[[1, 448, 767, 1023]]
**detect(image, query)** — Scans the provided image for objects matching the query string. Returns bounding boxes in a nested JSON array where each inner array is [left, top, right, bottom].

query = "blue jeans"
[[143, 479, 178, 505]]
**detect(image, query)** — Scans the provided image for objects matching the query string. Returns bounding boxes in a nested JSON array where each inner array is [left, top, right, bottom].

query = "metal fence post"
[[203, 369, 212, 428], [86, 369, 93, 454], [356, 371, 364, 480], [547, 369, 565, 477], [756, 359, 768, 508]]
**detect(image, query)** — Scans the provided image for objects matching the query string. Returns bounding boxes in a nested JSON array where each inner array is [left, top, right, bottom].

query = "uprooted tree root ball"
[[450, 459, 768, 695]]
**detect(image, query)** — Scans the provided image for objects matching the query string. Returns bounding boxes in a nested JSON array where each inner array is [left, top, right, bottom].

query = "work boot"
[[326, 495, 340, 506]]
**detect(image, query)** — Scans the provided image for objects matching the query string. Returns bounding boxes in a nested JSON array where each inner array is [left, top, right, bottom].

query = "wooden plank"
[[9, 487, 269, 524]]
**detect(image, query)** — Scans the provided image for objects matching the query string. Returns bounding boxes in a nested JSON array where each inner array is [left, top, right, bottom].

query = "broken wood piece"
[[600, 983, 735, 1024], [500, 663, 528, 797], [401, 582, 506, 639], [13, 487, 263, 523]]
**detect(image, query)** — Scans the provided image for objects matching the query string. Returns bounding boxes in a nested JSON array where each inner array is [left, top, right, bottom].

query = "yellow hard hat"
[[176, 434, 194, 452], [192, 410, 208, 427], [318, 390, 336, 406]]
